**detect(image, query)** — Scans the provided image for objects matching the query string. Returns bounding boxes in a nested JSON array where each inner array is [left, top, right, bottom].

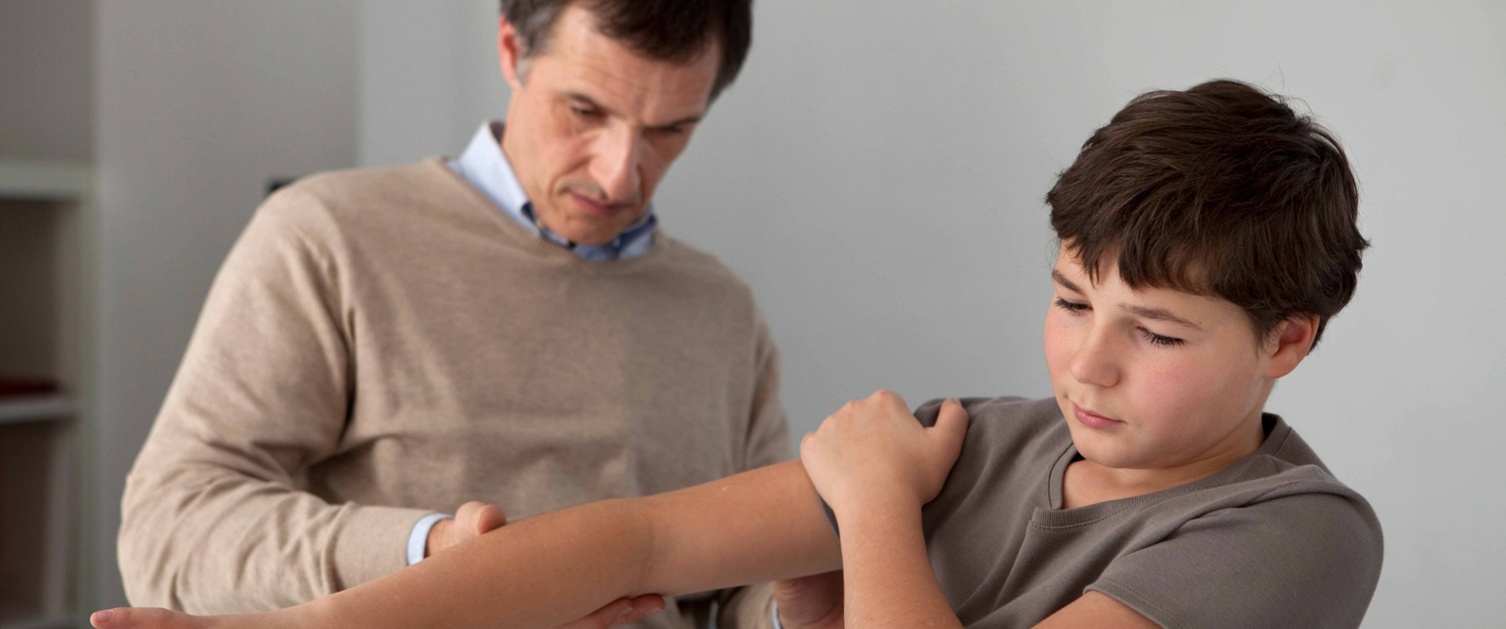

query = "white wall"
[[361, 1, 1506, 625], [93, 0, 359, 607]]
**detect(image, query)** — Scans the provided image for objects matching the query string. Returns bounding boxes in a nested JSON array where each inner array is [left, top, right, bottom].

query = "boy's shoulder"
[[916, 394, 1070, 446]]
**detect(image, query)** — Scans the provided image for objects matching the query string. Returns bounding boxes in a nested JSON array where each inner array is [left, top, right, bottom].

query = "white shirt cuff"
[[406, 512, 452, 566]]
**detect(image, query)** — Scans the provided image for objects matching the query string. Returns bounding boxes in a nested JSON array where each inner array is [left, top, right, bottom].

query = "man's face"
[[1042, 244, 1284, 480], [497, 5, 719, 245]]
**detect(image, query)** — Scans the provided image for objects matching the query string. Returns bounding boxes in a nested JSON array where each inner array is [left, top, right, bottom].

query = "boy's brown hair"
[[1048, 79, 1369, 348]]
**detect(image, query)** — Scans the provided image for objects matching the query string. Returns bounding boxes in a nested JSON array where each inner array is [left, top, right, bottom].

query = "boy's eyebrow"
[[1121, 304, 1204, 331], [1051, 269, 1083, 294], [1052, 269, 1203, 330]]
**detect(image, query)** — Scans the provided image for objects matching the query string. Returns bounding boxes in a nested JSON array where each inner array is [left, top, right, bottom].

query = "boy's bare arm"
[[92, 461, 842, 629], [1033, 592, 1159, 628]]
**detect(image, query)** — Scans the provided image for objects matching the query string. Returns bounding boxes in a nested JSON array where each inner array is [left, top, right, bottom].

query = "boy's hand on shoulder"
[[800, 392, 969, 516]]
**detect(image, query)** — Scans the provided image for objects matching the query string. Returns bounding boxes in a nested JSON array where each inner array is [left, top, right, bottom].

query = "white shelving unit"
[[0, 158, 95, 629]]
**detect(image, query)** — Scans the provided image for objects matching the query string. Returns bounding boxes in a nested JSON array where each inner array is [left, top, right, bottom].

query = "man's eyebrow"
[[564, 91, 703, 129], [566, 92, 609, 113]]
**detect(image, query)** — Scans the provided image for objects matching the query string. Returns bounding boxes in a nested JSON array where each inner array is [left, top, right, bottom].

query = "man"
[[118, 1, 789, 627]]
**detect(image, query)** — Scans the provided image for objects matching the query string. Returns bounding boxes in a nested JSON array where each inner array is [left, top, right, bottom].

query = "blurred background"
[[1, 1, 1502, 626]]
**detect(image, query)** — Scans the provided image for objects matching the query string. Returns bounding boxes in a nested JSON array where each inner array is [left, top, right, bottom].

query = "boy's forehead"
[[1052, 247, 1228, 320]]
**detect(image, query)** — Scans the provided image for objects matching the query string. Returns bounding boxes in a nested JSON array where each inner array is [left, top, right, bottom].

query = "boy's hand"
[[800, 392, 969, 515], [428, 501, 665, 628]]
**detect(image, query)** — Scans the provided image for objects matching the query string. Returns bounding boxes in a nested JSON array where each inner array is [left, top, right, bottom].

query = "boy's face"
[[1042, 244, 1284, 476]]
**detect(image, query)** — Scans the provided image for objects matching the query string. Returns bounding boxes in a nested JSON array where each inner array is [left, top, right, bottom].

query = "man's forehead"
[[538, 6, 718, 119]]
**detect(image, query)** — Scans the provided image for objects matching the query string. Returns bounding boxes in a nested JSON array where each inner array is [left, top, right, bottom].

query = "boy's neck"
[[1061, 413, 1267, 510]]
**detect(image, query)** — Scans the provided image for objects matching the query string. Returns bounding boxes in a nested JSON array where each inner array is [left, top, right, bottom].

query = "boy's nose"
[[1069, 328, 1121, 388]]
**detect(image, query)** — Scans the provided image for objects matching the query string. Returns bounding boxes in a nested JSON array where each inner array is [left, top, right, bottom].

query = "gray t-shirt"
[[828, 396, 1383, 628]]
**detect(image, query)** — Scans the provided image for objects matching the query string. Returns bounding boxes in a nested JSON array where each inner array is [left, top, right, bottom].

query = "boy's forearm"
[[836, 497, 963, 629], [276, 461, 841, 629], [637, 461, 843, 594], [305, 497, 654, 628]]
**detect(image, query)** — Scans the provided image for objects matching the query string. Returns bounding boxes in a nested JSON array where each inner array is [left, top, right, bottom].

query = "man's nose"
[[590, 126, 643, 202]]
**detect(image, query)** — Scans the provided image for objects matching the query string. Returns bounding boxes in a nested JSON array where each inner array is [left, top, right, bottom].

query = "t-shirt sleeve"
[[1088, 489, 1383, 629]]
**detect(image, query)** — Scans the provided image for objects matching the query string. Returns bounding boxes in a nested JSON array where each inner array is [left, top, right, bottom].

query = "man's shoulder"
[[274, 159, 453, 213], [252, 158, 472, 240], [649, 232, 756, 295]]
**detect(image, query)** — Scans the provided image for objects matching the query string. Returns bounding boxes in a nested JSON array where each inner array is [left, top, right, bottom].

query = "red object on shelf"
[[0, 377, 59, 398]]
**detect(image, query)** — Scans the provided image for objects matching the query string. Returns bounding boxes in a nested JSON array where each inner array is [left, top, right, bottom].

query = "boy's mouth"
[[1072, 403, 1125, 430]]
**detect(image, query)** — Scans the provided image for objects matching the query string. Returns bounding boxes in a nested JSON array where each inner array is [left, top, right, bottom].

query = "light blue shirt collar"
[[449, 121, 656, 261]]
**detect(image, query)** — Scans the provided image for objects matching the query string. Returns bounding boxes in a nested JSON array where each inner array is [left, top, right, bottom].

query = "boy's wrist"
[[830, 491, 922, 525]]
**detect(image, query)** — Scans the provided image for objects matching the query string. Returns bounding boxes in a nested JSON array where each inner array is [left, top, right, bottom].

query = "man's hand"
[[774, 571, 845, 629], [426, 500, 508, 557], [426, 501, 665, 628]]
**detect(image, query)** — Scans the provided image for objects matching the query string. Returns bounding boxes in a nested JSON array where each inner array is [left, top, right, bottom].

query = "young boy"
[[90, 78, 1381, 629]]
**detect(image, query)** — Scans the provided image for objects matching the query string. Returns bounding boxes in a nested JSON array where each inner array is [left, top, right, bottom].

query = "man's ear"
[[1265, 314, 1319, 379], [498, 16, 525, 90]]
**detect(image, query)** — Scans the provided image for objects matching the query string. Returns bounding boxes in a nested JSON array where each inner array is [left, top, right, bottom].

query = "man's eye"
[[570, 106, 600, 118]]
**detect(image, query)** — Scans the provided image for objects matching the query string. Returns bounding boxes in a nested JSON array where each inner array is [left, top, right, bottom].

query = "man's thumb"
[[472, 503, 507, 534], [456, 501, 508, 535]]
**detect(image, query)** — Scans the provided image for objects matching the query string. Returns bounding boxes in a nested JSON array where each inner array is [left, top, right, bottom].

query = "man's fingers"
[[456, 501, 509, 536], [557, 596, 654, 629], [615, 594, 666, 624], [90, 607, 206, 629]]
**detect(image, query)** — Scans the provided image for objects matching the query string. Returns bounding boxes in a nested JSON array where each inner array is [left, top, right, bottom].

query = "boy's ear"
[[1265, 314, 1319, 379], [498, 16, 524, 90]]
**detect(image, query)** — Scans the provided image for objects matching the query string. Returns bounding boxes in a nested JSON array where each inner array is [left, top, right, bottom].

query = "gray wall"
[[81, 0, 1506, 626], [94, 0, 359, 608], [364, 2, 1506, 625], [0, 0, 94, 161]]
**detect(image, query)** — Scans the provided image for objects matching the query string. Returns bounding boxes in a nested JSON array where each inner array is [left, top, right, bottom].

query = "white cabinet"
[[0, 158, 96, 629]]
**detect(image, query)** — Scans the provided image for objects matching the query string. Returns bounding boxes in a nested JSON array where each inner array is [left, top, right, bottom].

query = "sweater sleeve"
[[117, 189, 430, 613], [740, 309, 793, 471], [718, 309, 792, 629]]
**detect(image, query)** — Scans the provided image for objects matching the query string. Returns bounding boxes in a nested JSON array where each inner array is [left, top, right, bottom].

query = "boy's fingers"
[[931, 398, 970, 457]]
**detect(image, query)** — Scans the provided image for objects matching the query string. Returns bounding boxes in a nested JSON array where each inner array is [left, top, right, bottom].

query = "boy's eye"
[[1139, 328, 1185, 347], [1053, 297, 1089, 314]]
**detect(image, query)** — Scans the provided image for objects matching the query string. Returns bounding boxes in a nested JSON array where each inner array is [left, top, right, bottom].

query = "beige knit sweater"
[[119, 159, 790, 627]]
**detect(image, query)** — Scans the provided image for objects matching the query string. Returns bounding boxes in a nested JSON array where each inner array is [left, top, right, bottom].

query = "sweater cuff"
[[332, 505, 434, 589]]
